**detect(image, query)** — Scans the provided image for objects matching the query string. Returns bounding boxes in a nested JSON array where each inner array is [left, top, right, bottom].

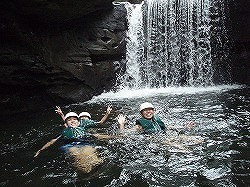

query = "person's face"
[[66, 117, 80, 127], [80, 116, 90, 120], [141, 108, 154, 120]]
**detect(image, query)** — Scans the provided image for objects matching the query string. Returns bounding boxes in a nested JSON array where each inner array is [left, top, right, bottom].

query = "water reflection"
[[0, 86, 249, 186]]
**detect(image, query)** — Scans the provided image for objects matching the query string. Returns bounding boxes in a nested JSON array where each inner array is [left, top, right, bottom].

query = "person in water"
[[34, 112, 103, 173], [55, 106, 112, 129], [117, 102, 195, 133]]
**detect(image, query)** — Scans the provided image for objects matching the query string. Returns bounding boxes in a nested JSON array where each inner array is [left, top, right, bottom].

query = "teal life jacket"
[[136, 115, 166, 133], [79, 119, 97, 129], [61, 126, 89, 140]]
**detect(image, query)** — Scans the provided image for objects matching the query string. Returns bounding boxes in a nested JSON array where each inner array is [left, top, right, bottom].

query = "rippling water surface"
[[0, 85, 249, 186]]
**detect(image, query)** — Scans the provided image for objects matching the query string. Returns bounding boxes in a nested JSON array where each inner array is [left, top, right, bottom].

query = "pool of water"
[[0, 85, 249, 186]]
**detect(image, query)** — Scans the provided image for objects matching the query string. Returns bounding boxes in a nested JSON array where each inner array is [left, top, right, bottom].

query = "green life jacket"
[[61, 126, 89, 140], [136, 115, 166, 133], [79, 119, 96, 129]]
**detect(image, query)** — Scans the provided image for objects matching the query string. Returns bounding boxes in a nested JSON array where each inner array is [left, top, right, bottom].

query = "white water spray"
[[119, 0, 217, 89], [122, 3, 145, 89]]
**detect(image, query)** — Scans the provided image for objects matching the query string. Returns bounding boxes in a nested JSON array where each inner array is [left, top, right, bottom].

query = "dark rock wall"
[[227, 0, 250, 85], [0, 0, 127, 115], [115, 0, 143, 3]]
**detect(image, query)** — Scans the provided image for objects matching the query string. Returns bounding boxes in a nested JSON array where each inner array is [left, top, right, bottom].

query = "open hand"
[[55, 106, 63, 116], [117, 114, 126, 125], [106, 105, 112, 114]]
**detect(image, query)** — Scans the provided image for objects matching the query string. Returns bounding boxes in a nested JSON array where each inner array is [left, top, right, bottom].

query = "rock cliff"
[[228, 0, 250, 85], [0, 0, 127, 115]]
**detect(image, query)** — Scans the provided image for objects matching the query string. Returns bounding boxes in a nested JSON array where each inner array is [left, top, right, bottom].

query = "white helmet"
[[79, 112, 91, 119], [140, 102, 154, 112], [64, 112, 79, 122]]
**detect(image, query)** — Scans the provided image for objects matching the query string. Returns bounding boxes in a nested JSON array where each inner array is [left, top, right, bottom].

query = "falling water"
[[119, 0, 226, 89], [122, 3, 145, 89]]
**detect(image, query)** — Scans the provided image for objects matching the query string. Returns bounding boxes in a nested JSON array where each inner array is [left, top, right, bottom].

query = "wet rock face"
[[0, 1, 127, 115], [1, 0, 114, 23], [228, 0, 250, 85]]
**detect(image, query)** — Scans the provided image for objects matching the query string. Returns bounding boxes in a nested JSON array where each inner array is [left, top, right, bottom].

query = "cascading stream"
[[118, 0, 224, 89]]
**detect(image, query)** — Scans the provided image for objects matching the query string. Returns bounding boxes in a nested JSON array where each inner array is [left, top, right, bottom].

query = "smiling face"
[[141, 107, 154, 120], [66, 117, 80, 128]]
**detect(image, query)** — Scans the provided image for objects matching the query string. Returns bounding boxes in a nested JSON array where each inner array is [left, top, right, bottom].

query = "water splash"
[[89, 84, 243, 103]]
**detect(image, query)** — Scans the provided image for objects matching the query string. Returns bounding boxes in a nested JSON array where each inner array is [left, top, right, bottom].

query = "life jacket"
[[61, 126, 90, 140], [79, 119, 96, 129], [136, 115, 166, 133]]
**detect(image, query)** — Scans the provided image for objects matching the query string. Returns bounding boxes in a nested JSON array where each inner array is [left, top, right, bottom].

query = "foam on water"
[[88, 84, 243, 103]]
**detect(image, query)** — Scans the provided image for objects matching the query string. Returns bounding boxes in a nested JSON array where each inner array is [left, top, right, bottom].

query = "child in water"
[[117, 102, 195, 133], [34, 112, 103, 173], [117, 102, 201, 153], [55, 106, 112, 129]]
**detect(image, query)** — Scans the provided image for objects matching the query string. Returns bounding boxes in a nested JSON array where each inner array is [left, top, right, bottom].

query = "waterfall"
[[121, 3, 145, 89], [118, 0, 227, 89]]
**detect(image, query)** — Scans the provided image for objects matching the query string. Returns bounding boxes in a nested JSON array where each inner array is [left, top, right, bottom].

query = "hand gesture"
[[117, 114, 126, 125], [55, 106, 63, 116], [106, 105, 112, 114], [55, 106, 66, 123]]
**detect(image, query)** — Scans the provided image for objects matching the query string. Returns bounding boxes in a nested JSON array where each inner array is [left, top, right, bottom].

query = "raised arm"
[[55, 106, 68, 127], [117, 114, 126, 131], [117, 114, 143, 133], [34, 136, 61, 157], [55, 106, 65, 121], [98, 106, 112, 125]]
